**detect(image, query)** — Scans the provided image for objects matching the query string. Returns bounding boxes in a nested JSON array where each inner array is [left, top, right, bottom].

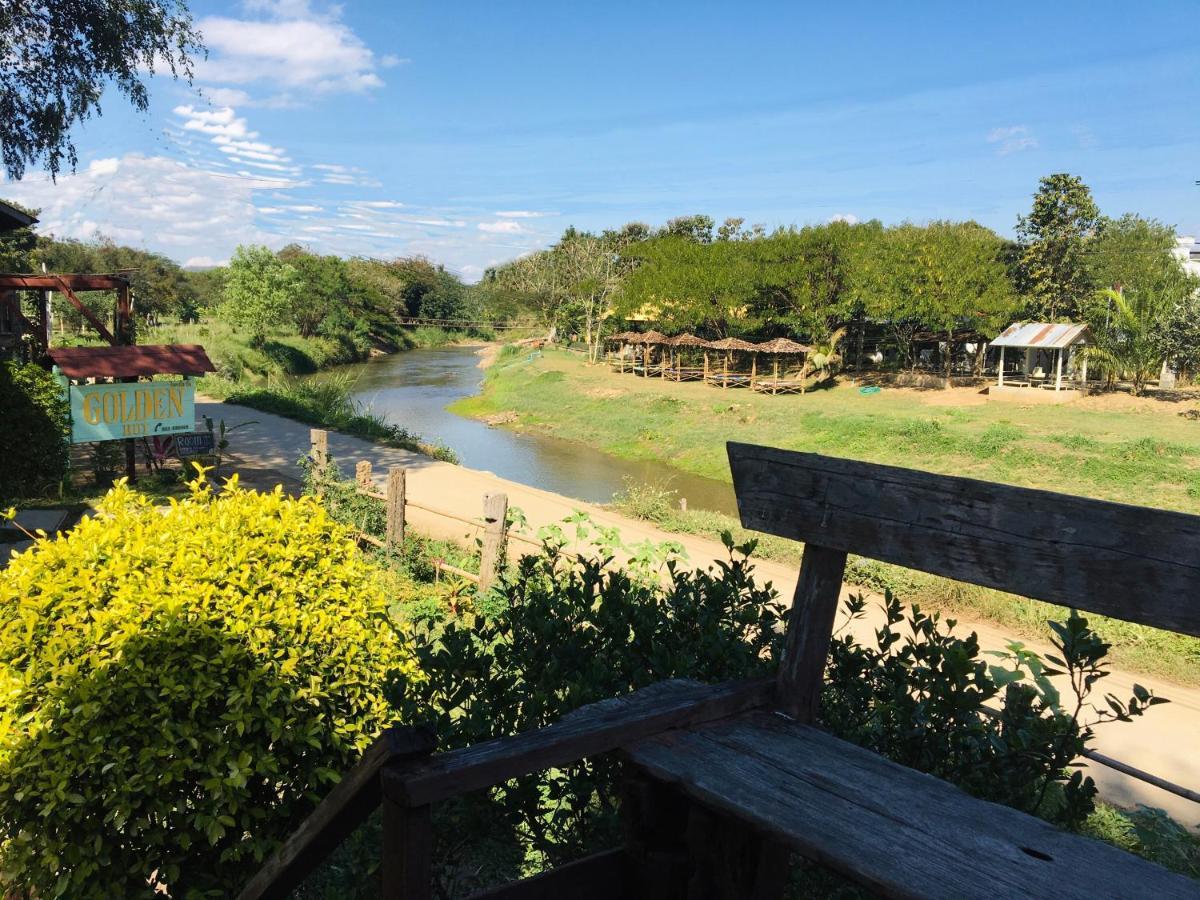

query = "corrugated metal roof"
[[49, 344, 216, 378], [989, 323, 1091, 349]]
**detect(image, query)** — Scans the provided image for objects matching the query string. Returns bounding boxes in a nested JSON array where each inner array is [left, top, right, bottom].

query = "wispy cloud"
[[986, 125, 1038, 156], [494, 209, 557, 218], [478, 220, 524, 233]]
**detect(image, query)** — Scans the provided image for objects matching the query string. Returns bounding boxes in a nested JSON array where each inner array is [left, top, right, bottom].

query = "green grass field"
[[455, 349, 1200, 684], [455, 348, 1200, 514]]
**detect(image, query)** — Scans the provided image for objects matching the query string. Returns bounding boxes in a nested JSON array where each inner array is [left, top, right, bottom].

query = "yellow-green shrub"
[[0, 472, 416, 898]]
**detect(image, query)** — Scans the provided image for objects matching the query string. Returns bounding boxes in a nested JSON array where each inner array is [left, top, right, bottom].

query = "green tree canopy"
[[1, 0, 203, 179], [219, 245, 301, 347], [1016, 173, 1101, 321]]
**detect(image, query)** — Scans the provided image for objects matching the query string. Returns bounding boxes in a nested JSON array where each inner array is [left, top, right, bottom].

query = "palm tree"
[[1079, 289, 1166, 396], [808, 325, 848, 383]]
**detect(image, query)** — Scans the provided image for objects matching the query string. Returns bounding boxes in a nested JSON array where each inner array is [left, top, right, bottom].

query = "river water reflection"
[[328, 346, 738, 515]]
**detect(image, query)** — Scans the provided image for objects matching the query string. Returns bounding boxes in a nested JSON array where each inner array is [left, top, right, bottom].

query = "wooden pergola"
[[0, 273, 133, 358]]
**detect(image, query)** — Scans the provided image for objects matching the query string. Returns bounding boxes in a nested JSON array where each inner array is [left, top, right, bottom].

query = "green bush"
[[389, 529, 785, 895], [0, 362, 69, 500], [0, 472, 418, 897]]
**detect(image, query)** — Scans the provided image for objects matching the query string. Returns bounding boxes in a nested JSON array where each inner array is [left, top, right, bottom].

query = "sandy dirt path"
[[201, 398, 1200, 825]]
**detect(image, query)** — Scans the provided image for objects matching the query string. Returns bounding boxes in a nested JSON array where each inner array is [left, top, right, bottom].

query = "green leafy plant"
[[822, 593, 1166, 829], [0, 362, 69, 501], [0, 470, 417, 897], [388, 531, 784, 895]]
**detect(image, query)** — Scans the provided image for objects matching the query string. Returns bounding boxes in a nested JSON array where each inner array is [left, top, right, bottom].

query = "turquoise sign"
[[69, 380, 195, 444]]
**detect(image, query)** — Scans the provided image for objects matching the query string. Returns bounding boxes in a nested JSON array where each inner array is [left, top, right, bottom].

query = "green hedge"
[[0, 362, 68, 500], [0, 473, 418, 896]]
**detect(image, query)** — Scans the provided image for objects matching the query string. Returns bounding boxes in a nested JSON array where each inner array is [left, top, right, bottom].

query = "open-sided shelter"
[[990, 322, 1091, 396]]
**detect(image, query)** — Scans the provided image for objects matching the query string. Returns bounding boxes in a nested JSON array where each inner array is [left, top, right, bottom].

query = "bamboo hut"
[[703, 337, 759, 388], [607, 331, 639, 372], [639, 330, 670, 377], [752, 337, 813, 394], [664, 333, 707, 381]]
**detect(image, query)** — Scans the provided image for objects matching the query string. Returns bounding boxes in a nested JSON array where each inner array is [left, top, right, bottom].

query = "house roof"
[[0, 200, 36, 231], [49, 344, 216, 379], [756, 337, 812, 354], [989, 322, 1091, 350]]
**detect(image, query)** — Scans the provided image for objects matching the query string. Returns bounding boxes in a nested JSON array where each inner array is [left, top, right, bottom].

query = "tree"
[[1, 0, 203, 179], [1156, 291, 1200, 377], [660, 214, 715, 243], [0, 198, 37, 271], [1016, 174, 1100, 321], [1080, 288, 1172, 395], [220, 245, 301, 346]]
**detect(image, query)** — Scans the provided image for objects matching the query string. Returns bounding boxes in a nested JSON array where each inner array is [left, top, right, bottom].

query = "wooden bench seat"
[[626, 710, 1197, 899]]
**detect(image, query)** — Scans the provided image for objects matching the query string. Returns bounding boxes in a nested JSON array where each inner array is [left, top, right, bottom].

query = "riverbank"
[[455, 347, 1200, 685]]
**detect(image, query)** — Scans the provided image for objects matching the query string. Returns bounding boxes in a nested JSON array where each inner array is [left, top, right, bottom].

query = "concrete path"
[[201, 399, 1200, 825]]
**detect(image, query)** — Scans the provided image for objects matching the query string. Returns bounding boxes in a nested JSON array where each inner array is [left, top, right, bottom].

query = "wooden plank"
[[385, 466, 406, 549], [384, 678, 775, 808], [237, 726, 435, 900], [478, 491, 508, 592], [382, 800, 431, 900], [309, 429, 329, 482], [776, 544, 847, 722], [0, 273, 130, 291], [626, 713, 1198, 900], [355, 460, 372, 491], [463, 848, 627, 900], [727, 443, 1200, 637]]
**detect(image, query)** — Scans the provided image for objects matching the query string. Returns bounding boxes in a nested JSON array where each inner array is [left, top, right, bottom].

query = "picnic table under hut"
[[752, 337, 813, 394]]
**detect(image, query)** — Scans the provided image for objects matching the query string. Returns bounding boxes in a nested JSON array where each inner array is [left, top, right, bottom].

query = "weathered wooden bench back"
[[728, 442, 1200, 637]]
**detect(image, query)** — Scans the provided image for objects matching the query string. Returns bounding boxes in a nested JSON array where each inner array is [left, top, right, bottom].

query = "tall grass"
[[225, 373, 459, 463]]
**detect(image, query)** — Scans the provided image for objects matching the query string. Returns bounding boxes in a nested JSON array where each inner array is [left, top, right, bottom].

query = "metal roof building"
[[990, 322, 1091, 350]]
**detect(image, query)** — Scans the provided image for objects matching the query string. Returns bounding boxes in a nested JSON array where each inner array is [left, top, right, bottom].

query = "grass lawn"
[[455, 348, 1200, 684], [455, 348, 1200, 514]]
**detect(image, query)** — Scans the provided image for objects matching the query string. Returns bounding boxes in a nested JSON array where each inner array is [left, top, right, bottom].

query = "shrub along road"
[[200, 398, 1200, 827]]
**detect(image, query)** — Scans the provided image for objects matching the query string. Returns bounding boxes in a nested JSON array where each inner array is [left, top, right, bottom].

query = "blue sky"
[[2, 0, 1197, 279]]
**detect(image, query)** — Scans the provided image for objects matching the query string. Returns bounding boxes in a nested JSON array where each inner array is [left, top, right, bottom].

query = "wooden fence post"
[[381, 796, 431, 900], [478, 492, 508, 592], [385, 467, 406, 550], [355, 460, 372, 492], [310, 429, 329, 474]]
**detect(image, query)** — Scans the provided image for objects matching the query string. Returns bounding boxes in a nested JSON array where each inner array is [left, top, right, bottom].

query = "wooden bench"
[[241, 444, 1200, 899]]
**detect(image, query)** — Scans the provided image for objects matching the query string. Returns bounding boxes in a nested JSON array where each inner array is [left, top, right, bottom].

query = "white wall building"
[[1173, 235, 1200, 279]]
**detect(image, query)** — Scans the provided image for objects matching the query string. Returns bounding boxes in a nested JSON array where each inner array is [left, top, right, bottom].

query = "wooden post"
[[381, 797, 432, 900], [1054, 346, 1064, 392], [750, 354, 757, 389], [998, 345, 1005, 388], [777, 543, 848, 722], [386, 466, 406, 549], [478, 492, 508, 592], [703, 351, 710, 382], [355, 460, 372, 492], [310, 429, 329, 476]]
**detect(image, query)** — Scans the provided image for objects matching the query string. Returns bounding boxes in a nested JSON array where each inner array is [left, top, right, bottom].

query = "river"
[[328, 345, 738, 514]]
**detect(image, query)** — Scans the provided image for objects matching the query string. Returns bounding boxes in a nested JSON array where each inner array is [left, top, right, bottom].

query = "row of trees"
[[485, 175, 1200, 382], [2, 219, 484, 354]]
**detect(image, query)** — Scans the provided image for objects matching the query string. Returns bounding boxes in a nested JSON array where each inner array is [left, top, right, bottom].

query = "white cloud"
[[478, 220, 523, 233], [196, 1, 393, 96], [987, 125, 1038, 156], [494, 209, 557, 218], [829, 213, 859, 224], [1, 154, 293, 260], [183, 255, 223, 269]]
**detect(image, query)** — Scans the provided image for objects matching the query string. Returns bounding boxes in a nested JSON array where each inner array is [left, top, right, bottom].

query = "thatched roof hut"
[[756, 337, 812, 354], [666, 333, 707, 347], [704, 337, 759, 352], [640, 329, 670, 344]]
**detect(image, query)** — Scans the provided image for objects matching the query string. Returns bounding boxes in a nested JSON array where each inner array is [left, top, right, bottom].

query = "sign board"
[[69, 380, 195, 444], [173, 431, 215, 457]]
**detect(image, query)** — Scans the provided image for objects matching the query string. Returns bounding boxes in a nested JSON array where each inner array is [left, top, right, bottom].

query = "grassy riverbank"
[[457, 348, 1200, 684]]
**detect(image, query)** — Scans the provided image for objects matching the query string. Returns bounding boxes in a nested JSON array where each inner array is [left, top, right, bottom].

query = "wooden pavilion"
[[703, 337, 758, 388], [752, 338, 813, 394], [662, 334, 707, 381], [990, 322, 1092, 399]]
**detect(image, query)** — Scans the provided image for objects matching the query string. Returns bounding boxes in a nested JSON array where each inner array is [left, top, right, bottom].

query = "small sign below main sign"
[[69, 380, 195, 444]]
